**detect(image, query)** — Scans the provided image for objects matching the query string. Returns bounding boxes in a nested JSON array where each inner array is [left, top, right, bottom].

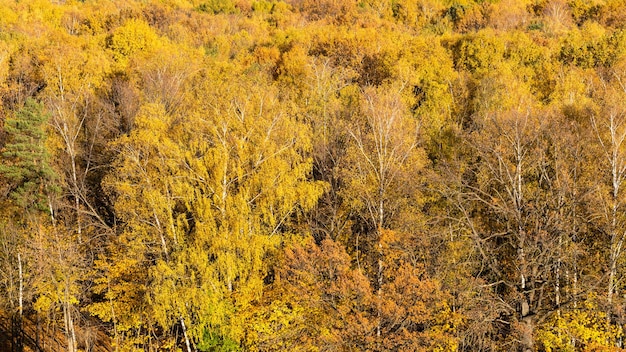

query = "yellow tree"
[[39, 28, 112, 240], [91, 102, 189, 350], [93, 66, 323, 350], [452, 61, 619, 349], [342, 84, 428, 344], [301, 56, 357, 243], [21, 20, 114, 352], [587, 66, 626, 326], [173, 71, 323, 348]]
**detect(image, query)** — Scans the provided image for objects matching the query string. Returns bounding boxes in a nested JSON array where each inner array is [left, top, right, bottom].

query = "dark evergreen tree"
[[0, 98, 57, 213]]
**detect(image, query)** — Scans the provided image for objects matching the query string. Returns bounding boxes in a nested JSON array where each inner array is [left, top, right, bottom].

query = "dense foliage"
[[2, 0, 626, 351]]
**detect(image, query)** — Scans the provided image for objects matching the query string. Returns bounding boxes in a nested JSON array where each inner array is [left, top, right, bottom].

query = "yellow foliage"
[[108, 18, 161, 65], [452, 28, 505, 76], [0, 1, 19, 30], [537, 296, 623, 351], [276, 44, 312, 89], [551, 65, 593, 108], [97, 61, 325, 348], [559, 21, 626, 68], [6, 0, 626, 351], [488, 0, 532, 30]]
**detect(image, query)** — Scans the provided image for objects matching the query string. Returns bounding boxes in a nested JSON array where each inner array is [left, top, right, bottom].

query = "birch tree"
[[342, 85, 426, 343], [92, 69, 323, 350]]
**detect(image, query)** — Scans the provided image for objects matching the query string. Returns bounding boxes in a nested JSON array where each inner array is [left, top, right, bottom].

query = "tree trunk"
[[36, 312, 41, 352], [63, 286, 77, 352], [180, 317, 192, 352], [11, 313, 23, 352], [372, 232, 385, 352], [15, 253, 23, 352], [376, 238, 382, 339], [521, 313, 534, 352], [609, 255, 617, 305]]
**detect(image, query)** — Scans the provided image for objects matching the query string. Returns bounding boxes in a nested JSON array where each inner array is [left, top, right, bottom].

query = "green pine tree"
[[0, 98, 57, 213]]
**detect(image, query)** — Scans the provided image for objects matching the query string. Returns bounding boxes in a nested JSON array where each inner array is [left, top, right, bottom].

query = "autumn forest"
[[3, 0, 626, 351]]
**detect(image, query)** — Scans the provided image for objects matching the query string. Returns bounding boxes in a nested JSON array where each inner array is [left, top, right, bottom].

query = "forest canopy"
[[2, 0, 626, 351]]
